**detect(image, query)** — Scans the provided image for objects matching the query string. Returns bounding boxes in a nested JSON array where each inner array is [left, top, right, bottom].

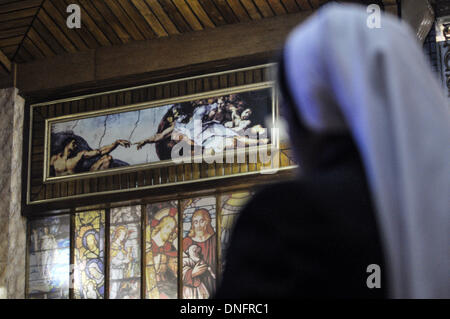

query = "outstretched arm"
[[98, 139, 131, 155], [136, 124, 175, 150], [77, 140, 130, 160], [82, 149, 101, 158]]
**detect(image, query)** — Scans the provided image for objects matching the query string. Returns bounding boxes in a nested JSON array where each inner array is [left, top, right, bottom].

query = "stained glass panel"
[[28, 215, 70, 299], [109, 205, 141, 299], [74, 210, 105, 299], [145, 201, 178, 299], [181, 196, 217, 299], [220, 192, 252, 275], [26, 190, 255, 299]]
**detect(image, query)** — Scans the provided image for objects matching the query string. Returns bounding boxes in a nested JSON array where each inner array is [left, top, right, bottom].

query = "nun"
[[216, 4, 449, 299]]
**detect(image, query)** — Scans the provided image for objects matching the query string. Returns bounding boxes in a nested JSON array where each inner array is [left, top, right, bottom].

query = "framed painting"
[[43, 82, 277, 182]]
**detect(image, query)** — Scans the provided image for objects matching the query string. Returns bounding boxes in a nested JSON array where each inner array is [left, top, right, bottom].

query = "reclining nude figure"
[[136, 103, 267, 155]]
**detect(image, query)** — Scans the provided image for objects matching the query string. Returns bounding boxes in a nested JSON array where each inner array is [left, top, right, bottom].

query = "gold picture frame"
[[42, 81, 279, 183]]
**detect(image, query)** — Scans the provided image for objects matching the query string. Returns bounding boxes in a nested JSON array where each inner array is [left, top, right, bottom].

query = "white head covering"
[[283, 3, 450, 298]]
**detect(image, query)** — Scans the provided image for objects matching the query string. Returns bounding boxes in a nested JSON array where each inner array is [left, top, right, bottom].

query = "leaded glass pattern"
[[109, 205, 141, 299], [181, 196, 217, 299], [28, 215, 70, 299], [74, 210, 105, 299], [145, 201, 178, 299], [220, 192, 252, 275], [27, 191, 251, 299]]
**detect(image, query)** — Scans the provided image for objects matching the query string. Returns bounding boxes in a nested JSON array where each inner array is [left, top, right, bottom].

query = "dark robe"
[[215, 50, 388, 299], [215, 137, 387, 298]]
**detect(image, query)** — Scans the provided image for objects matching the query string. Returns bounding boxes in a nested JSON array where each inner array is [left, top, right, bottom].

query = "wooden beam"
[[0, 48, 11, 73], [22, 166, 296, 215], [17, 11, 311, 98]]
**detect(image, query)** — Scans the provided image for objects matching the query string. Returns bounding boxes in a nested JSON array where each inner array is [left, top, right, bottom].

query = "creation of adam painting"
[[44, 83, 275, 181]]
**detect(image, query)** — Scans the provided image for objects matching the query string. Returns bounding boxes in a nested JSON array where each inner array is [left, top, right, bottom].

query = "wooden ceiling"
[[0, 0, 395, 76]]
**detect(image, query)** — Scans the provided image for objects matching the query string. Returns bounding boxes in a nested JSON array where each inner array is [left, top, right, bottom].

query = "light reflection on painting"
[[74, 210, 105, 299], [110, 205, 141, 299], [145, 201, 178, 299], [181, 196, 217, 299], [28, 215, 70, 299]]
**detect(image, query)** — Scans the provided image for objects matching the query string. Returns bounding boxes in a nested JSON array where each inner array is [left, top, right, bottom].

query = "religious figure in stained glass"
[[145, 202, 178, 299], [27, 192, 254, 300], [28, 215, 70, 299], [74, 210, 105, 299], [38, 227, 58, 280], [182, 197, 217, 299], [110, 205, 141, 299]]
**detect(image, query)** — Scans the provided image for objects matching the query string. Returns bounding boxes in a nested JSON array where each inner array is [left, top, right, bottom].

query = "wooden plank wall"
[[28, 65, 296, 207]]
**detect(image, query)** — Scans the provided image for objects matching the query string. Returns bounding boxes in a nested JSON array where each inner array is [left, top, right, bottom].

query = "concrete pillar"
[[0, 88, 26, 298]]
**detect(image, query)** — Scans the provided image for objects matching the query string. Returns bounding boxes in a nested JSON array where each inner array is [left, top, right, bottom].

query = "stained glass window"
[[145, 201, 178, 299], [74, 210, 105, 299], [219, 192, 252, 275], [27, 191, 252, 299], [28, 215, 70, 299], [181, 196, 217, 299], [110, 205, 141, 299]]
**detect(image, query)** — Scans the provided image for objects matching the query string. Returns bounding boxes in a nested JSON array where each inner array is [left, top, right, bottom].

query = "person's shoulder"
[[252, 179, 307, 201], [241, 179, 313, 219]]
